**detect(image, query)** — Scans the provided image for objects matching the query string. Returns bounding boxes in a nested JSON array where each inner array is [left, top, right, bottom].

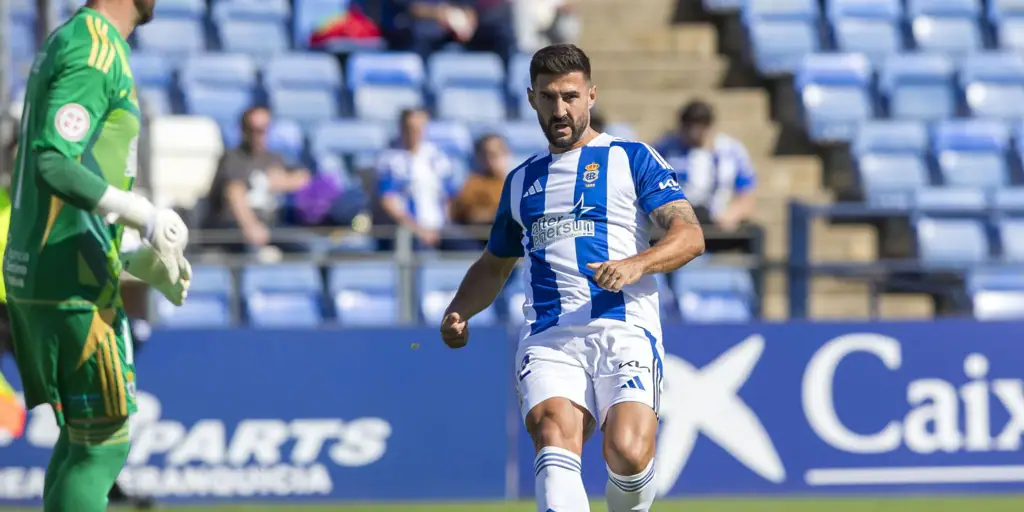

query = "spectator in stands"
[[376, 107, 459, 249], [384, 0, 518, 62], [204, 106, 312, 251], [451, 134, 509, 229], [590, 109, 607, 134], [515, 0, 580, 53], [655, 100, 762, 254]]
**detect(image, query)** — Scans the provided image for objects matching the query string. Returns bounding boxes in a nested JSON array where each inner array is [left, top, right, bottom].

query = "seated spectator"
[[451, 134, 510, 235], [203, 106, 312, 251], [375, 107, 459, 249], [384, 0, 517, 62], [655, 100, 762, 255]]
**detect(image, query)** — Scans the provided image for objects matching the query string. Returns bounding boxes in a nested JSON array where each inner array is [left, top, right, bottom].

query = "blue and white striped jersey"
[[487, 133, 686, 337]]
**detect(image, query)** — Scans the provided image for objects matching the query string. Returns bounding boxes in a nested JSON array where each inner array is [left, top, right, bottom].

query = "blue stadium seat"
[[908, 0, 982, 58], [998, 218, 1024, 261], [353, 86, 425, 121], [8, 21, 35, 61], [180, 53, 258, 89], [509, 53, 531, 91], [960, 53, 1024, 120], [915, 217, 990, 265], [671, 263, 756, 296], [828, 0, 902, 63], [994, 188, 1024, 209], [311, 120, 389, 162], [437, 88, 507, 124], [135, 19, 205, 62], [745, 19, 820, 75], [796, 53, 872, 142], [155, 294, 232, 328], [268, 87, 338, 130], [212, 0, 290, 23], [932, 120, 1010, 188], [181, 84, 255, 127], [428, 52, 505, 91], [704, 0, 742, 12], [968, 266, 1024, 292], [139, 88, 172, 117], [996, 18, 1024, 52], [153, 0, 205, 20], [130, 52, 174, 89], [188, 264, 235, 296], [293, 0, 351, 48], [854, 121, 931, 207], [217, 19, 288, 59], [246, 294, 323, 327], [264, 53, 343, 92], [989, 0, 1024, 20], [745, 0, 819, 19], [972, 288, 1024, 320], [879, 53, 955, 120], [328, 262, 399, 326], [348, 52, 426, 88], [242, 264, 322, 294], [267, 119, 305, 166], [913, 187, 987, 212], [677, 291, 753, 323], [502, 121, 549, 155], [426, 121, 473, 158], [419, 261, 498, 325]]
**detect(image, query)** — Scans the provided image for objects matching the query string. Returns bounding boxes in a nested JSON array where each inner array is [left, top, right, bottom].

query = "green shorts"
[[8, 302, 136, 426]]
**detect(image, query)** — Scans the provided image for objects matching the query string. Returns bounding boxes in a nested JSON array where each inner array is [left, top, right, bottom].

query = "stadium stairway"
[[576, 0, 934, 320]]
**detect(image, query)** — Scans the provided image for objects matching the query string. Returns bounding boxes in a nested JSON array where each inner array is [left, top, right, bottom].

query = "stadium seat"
[[268, 87, 338, 130], [419, 261, 498, 325], [154, 294, 232, 328], [138, 87, 173, 117], [212, 0, 290, 23], [437, 88, 507, 124], [428, 52, 505, 91], [8, 21, 35, 62], [153, 0, 205, 20], [745, 19, 820, 75], [311, 120, 389, 163], [913, 187, 987, 212], [960, 53, 1024, 120], [967, 265, 1024, 292], [426, 121, 473, 158], [188, 264, 235, 296], [932, 120, 1010, 188], [994, 188, 1024, 209], [908, 0, 982, 59], [242, 264, 324, 327], [217, 19, 289, 59], [134, 19, 205, 62], [796, 53, 873, 142], [130, 52, 174, 89], [353, 86, 425, 122], [348, 52, 426, 88], [264, 53, 343, 92], [671, 263, 756, 297], [266, 119, 305, 166], [502, 121, 549, 155], [242, 264, 322, 294], [828, 0, 902, 63], [508, 53, 532, 115], [677, 291, 753, 323], [246, 294, 323, 327], [989, 0, 1024, 20], [181, 84, 255, 128], [973, 290, 1024, 320], [879, 53, 955, 121], [998, 218, 1024, 261], [328, 262, 399, 326], [148, 116, 224, 208], [704, 0, 743, 12], [996, 18, 1024, 52], [915, 217, 990, 265], [180, 53, 258, 89]]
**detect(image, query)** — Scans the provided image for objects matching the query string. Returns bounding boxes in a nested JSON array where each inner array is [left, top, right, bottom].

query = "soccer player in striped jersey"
[[440, 44, 706, 512], [5, 1, 193, 509]]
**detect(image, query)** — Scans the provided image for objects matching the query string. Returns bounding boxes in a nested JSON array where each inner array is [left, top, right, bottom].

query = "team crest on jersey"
[[583, 163, 600, 188], [55, 103, 90, 142]]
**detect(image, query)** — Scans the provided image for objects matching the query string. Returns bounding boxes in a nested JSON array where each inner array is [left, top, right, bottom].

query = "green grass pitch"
[[11, 496, 1024, 511]]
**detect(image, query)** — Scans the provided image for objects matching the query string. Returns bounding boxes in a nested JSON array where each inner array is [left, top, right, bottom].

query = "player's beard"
[[134, 0, 154, 25], [541, 112, 588, 149]]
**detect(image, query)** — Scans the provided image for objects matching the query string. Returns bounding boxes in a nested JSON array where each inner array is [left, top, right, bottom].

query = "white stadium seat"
[[148, 115, 224, 209]]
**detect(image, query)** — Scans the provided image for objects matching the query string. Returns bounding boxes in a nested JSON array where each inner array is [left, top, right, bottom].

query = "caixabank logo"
[[652, 327, 1024, 496], [0, 390, 392, 500]]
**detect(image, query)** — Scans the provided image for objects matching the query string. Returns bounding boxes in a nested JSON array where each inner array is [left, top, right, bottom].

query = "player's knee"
[[525, 399, 585, 453], [603, 419, 655, 475]]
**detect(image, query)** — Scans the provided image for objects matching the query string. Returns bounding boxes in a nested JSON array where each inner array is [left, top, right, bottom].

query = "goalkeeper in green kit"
[[4, 0, 192, 509]]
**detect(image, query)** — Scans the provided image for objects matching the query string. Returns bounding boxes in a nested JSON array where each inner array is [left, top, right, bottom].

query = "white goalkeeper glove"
[[97, 187, 193, 306]]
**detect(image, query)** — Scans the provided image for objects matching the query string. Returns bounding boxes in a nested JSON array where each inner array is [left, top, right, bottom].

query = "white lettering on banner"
[[0, 391, 392, 499], [654, 335, 785, 495]]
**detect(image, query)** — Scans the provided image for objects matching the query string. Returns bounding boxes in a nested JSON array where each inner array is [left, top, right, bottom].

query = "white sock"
[[605, 459, 657, 512], [534, 446, 590, 512]]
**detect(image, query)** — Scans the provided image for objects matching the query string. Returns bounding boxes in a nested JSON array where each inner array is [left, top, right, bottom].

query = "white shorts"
[[515, 319, 664, 427]]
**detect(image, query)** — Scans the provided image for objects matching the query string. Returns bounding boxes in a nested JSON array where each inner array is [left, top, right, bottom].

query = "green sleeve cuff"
[[36, 150, 108, 211]]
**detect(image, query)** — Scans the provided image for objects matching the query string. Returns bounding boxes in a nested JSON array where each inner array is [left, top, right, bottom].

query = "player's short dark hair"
[[679, 100, 715, 127], [530, 44, 591, 86]]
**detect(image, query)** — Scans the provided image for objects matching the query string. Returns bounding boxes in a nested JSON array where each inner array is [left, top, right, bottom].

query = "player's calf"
[[603, 402, 659, 512], [525, 398, 592, 512], [45, 418, 131, 512]]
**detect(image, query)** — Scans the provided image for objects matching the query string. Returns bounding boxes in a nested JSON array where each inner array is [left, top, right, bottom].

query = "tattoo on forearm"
[[652, 200, 700, 230]]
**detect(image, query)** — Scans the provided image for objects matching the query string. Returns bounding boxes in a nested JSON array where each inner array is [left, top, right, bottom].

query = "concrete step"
[[763, 292, 788, 321], [765, 274, 870, 297], [810, 293, 871, 320], [599, 89, 771, 134], [581, 24, 718, 57], [760, 156, 822, 197], [812, 222, 878, 262], [590, 56, 728, 91], [766, 292, 934, 321], [579, 0, 677, 36]]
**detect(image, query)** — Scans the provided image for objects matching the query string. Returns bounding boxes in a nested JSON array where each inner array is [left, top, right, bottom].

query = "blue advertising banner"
[[0, 328, 514, 503], [516, 320, 1024, 497]]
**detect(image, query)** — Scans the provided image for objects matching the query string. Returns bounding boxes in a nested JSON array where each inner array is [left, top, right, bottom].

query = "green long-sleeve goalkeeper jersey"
[[4, 8, 141, 310]]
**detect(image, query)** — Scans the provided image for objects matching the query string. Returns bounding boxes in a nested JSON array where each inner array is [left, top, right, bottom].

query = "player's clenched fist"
[[587, 259, 645, 293], [440, 312, 469, 348]]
